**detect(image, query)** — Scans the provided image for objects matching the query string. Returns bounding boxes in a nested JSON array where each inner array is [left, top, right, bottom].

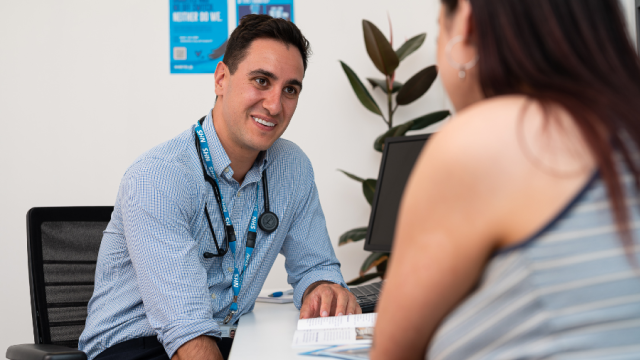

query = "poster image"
[[236, 0, 294, 25], [170, 0, 228, 74]]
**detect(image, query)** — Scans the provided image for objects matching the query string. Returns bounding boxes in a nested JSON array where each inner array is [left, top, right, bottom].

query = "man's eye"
[[256, 78, 267, 86], [284, 86, 297, 95]]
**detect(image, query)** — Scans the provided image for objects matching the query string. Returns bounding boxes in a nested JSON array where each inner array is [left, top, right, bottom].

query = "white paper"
[[292, 327, 374, 347], [255, 294, 294, 304], [255, 288, 294, 304], [296, 313, 377, 330]]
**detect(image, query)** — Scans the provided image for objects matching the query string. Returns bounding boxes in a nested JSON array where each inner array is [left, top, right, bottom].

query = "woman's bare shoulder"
[[414, 95, 594, 245], [424, 95, 534, 175]]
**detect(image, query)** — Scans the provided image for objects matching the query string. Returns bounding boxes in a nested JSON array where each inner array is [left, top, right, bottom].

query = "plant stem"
[[391, 104, 398, 117], [387, 76, 393, 129]]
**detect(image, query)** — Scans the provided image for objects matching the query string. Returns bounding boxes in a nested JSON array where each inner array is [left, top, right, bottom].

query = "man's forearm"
[[172, 335, 222, 360]]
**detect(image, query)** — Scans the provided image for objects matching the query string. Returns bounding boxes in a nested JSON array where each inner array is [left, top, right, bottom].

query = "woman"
[[371, 1, 640, 359]]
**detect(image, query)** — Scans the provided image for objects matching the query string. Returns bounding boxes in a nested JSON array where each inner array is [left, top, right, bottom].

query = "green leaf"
[[367, 78, 403, 94], [362, 179, 377, 205], [339, 227, 368, 246], [409, 110, 451, 130], [340, 61, 382, 115], [360, 252, 389, 276], [396, 65, 438, 106], [346, 272, 383, 286], [363, 20, 399, 76], [338, 169, 365, 183], [373, 120, 415, 152], [395, 33, 426, 62]]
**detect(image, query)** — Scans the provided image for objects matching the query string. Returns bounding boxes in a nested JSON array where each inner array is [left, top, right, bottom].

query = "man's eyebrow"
[[286, 79, 303, 90], [248, 69, 303, 90], [248, 69, 278, 80]]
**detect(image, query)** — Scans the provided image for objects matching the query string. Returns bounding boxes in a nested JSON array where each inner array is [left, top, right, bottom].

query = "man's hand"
[[171, 335, 222, 360], [299, 281, 362, 319]]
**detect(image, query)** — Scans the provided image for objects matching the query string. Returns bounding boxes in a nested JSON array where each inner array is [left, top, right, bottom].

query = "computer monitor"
[[364, 134, 431, 252]]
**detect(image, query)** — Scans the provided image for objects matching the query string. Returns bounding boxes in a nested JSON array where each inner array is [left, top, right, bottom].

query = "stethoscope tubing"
[[194, 118, 278, 258]]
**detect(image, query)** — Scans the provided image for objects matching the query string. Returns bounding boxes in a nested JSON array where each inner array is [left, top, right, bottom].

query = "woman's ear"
[[457, 0, 476, 45]]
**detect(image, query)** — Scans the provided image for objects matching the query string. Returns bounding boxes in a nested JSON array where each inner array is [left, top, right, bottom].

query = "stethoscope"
[[194, 117, 280, 324], [194, 117, 279, 259]]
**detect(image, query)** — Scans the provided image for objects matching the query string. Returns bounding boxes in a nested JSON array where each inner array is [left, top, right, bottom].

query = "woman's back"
[[428, 165, 640, 359], [370, 1, 640, 359]]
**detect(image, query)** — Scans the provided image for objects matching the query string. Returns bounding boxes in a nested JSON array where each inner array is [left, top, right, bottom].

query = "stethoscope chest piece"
[[258, 211, 279, 233]]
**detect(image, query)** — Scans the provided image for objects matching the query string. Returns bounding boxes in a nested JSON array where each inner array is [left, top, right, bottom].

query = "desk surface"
[[229, 302, 322, 359]]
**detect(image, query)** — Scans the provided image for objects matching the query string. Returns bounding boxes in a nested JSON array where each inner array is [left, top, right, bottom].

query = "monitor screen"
[[364, 134, 430, 253]]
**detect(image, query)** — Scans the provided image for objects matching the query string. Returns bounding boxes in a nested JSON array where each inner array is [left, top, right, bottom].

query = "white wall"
[[0, 0, 443, 351]]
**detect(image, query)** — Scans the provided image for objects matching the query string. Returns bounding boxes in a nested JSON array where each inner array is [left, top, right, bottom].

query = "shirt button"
[[211, 293, 216, 299], [228, 267, 233, 272], [237, 191, 241, 197], [224, 167, 230, 173]]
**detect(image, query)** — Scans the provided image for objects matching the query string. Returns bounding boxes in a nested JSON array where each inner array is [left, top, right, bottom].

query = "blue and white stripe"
[[428, 167, 640, 359]]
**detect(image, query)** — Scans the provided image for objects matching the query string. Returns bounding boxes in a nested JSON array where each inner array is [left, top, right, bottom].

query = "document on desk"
[[291, 313, 377, 347]]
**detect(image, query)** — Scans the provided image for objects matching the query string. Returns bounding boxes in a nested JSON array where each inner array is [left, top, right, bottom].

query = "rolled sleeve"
[[121, 159, 220, 357], [279, 160, 348, 309], [162, 320, 221, 358]]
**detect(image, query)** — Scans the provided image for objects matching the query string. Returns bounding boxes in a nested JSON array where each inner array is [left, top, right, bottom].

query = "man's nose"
[[263, 88, 282, 116]]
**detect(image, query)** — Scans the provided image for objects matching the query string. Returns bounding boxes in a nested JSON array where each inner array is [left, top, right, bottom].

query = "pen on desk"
[[268, 289, 294, 297]]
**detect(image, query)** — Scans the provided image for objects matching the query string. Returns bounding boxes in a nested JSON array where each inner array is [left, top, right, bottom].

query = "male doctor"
[[79, 14, 360, 360]]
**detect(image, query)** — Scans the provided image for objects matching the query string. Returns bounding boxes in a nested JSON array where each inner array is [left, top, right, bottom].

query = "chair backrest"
[[27, 207, 113, 349]]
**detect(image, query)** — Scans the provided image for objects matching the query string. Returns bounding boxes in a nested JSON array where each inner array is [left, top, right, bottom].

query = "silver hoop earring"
[[445, 35, 479, 79]]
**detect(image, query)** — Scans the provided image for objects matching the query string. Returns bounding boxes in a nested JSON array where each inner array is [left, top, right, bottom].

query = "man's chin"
[[246, 140, 276, 154], [251, 134, 281, 152]]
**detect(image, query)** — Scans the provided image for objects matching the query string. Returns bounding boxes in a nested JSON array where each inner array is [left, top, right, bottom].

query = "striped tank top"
[[427, 168, 640, 359]]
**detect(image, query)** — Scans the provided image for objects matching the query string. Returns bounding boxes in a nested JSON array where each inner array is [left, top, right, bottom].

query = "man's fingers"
[[301, 283, 360, 318], [319, 286, 334, 317], [334, 289, 349, 316], [299, 302, 310, 319], [300, 294, 318, 319], [345, 292, 358, 315], [355, 301, 363, 314]]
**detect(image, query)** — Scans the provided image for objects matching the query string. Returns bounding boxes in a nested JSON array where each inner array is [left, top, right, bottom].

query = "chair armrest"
[[6, 344, 86, 360]]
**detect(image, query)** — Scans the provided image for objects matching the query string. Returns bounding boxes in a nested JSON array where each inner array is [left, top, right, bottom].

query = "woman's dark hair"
[[223, 14, 311, 74], [441, 0, 640, 251]]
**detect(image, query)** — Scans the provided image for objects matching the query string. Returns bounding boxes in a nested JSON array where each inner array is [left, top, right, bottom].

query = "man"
[[79, 15, 360, 360]]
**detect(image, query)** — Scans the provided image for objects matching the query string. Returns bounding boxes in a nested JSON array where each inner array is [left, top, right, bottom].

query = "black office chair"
[[6, 207, 113, 360]]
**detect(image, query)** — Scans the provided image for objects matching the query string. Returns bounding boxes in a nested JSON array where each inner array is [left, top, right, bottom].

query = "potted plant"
[[339, 19, 450, 285]]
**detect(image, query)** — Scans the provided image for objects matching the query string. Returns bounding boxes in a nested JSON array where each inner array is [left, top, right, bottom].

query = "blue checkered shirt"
[[78, 111, 346, 359]]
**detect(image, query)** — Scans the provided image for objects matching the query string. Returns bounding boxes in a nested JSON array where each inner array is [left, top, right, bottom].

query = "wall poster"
[[236, 0, 295, 25], [170, 0, 228, 74]]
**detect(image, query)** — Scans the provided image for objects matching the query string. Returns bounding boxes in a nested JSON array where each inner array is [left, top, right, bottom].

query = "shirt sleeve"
[[278, 157, 348, 309], [120, 158, 221, 358]]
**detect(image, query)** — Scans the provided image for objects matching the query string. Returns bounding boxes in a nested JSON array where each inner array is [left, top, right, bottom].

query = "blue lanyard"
[[195, 122, 259, 323]]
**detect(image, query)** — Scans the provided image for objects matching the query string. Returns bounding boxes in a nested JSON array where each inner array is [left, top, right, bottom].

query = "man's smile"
[[252, 115, 276, 128]]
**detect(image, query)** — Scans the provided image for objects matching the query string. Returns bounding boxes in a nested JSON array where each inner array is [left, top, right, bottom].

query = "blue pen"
[[268, 289, 294, 297]]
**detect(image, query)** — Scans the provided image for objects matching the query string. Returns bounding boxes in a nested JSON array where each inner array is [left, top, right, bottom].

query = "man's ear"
[[214, 61, 229, 97]]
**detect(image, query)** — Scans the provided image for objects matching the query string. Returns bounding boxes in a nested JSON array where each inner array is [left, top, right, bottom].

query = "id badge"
[[216, 320, 238, 338]]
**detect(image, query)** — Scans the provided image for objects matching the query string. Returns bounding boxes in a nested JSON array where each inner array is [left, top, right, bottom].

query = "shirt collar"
[[201, 110, 271, 182]]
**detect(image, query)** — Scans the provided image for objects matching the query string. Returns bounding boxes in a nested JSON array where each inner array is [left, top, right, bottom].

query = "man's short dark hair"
[[223, 14, 311, 74]]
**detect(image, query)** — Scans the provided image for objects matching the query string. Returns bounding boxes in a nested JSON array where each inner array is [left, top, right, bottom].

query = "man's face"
[[214, 38, 304, 154]]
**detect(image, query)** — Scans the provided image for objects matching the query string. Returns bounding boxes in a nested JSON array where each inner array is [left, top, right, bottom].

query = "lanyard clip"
[[223, 310, 236, 325]]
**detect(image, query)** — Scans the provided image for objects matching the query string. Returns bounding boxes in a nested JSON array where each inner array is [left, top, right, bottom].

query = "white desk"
[[229, 302, 323, 359]]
